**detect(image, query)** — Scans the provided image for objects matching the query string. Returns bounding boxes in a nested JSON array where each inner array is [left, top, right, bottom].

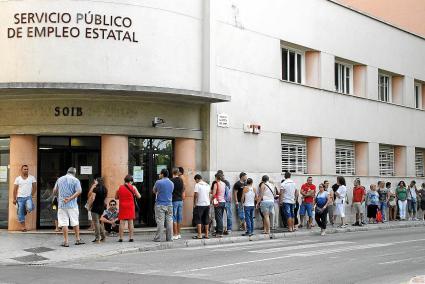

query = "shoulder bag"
[[124, 184, 140, 211]]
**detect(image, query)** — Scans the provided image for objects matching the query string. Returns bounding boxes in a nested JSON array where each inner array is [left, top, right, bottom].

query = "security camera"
[[152, 117, 165, 127]]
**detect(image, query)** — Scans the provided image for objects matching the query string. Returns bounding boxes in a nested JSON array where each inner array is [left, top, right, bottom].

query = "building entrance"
[[37, 137, 101, 229], [129, 138, 173, 227]]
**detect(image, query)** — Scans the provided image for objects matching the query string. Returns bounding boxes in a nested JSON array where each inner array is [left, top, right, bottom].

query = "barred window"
[[336, 141, 355, 175], [281, 135, 307, 174], [416, 149, 424, 177], [378, 74, 391, 102], [379, 145, 394, 176], [335, 62, 352, 94]]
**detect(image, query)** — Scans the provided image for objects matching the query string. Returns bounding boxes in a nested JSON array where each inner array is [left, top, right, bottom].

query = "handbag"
[[124, 184, 139, 211]]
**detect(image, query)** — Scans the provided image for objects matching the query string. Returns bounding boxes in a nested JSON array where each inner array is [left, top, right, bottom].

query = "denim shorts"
[[172, 201, 183, 223], [260, 201, 275, 214], [282, 203, 295, 218], [299, 202, 313, 217], [17, 196, 34, 223]]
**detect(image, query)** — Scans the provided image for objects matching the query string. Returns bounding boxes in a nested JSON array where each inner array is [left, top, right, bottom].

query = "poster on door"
[[0, 166, 7, 182], [133, 166, 143, 183], [80, 166, 92, 175]]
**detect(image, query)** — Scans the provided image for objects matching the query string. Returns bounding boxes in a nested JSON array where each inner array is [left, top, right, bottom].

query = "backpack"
[[224, 182, 232, 203]]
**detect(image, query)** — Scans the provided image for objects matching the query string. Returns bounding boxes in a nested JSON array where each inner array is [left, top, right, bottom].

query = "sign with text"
[[133, 166, 143, 183], [217, 113, 230, 128], [80, 166, 92, 175], [0, 166, 7, 183], [6, 12, 139, 43]]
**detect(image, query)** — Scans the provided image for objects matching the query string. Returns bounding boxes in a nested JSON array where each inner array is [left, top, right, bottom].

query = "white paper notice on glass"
[[0, 166, 7, 182], [133, 166, 143, 183], [156, 165, 167, 174], [80, 166, 92, 175]]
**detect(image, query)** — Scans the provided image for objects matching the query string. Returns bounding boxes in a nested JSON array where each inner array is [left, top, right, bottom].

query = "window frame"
[[416, 149, 424, 177], [414, 83, 422, 110], [379, 145, 395, 176], [281, 135, 307, 174], [335, 140, 356, 175], [281, 46, 305, 85], [378, 73, 392, 103], [334, 61, 353, 95]]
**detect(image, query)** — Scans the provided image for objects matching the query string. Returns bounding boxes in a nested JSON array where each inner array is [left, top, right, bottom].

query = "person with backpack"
[[212, 170, 232, 235], [88, 177, 108, 244], [258, 175, 276, 236], [241, 178, 257, 236], [233, 172, 247, 231], [212, 173, 226, 237]]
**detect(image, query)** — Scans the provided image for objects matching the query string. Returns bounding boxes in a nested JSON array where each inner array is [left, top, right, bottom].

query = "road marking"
[[378, 256, 425, 265], [182, 239, 290, 251], [249, 241, 353, 254], [211, 239, 318, 252], [175, 239, 425, 274]]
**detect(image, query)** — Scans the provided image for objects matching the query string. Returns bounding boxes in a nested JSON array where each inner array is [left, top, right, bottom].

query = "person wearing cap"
[[53, 167, 85, 247]]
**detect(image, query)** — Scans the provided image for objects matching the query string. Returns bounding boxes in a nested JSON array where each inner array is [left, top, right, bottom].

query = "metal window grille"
[[335, 63, 351, 94], [415, 84, 421, 109], [281, 135, 307, 174], [416, 150, 424, 177], [379, 145, 394, 176], [378, 74, 390, 102], [335, 141, 355, 175]]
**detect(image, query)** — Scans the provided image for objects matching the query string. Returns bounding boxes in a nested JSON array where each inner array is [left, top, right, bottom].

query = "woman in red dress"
[[115, 175, 141, 242]]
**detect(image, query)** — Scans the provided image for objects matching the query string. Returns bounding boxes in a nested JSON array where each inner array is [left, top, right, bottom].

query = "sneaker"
[[242, 232, 249, 236], [227, 230, 232, 235], [352, 222, 359, 226], [340, 224, 348, 228], [320, 231, 326, 236], [177, 234, 182, 239], [172, 235, 178, 240]]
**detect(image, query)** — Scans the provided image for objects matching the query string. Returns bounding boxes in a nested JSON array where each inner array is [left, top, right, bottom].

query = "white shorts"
[[58, 208, 79, 227], [335, 203, 346, 218]]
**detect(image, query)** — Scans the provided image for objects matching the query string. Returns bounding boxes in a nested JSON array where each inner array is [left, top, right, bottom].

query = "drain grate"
[[23, 247, 55, 254], [12, 254, 49, 263]]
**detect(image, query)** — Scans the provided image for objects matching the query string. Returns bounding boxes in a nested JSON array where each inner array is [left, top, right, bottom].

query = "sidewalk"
[[1, 220, 424, 266]]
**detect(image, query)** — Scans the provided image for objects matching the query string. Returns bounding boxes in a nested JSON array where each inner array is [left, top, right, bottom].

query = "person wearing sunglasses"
[[100, 199, 120, 237]]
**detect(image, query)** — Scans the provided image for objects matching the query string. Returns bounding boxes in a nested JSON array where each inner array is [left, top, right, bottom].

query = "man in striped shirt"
[[53, 167, 85, 247]]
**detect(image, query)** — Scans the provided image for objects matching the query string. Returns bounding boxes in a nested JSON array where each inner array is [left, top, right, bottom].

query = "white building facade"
[[0, 0, 424, 229]]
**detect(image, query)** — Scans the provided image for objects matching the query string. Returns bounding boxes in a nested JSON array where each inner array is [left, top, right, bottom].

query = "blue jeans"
[[379, 201, 387, 221], [282, 203, 295, 219], [225, 202, 233, 231], [236, 203, 245, 221], [17, 196, 34, 223], [172, 201, 183, 223], [299, 202, 313, 217], [408, 199, 417, 215], [244, 206, 255, 234]]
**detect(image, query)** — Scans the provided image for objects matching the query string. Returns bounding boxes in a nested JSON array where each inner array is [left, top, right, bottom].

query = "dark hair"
[[324, 180, 329, 184], [246, 178, 253, 185], [172, 168, 180, 176], [332, 183, 339, 192], [109, 199, 117, 205], [284, 172, 291, 179], [160, 168, 169, 177], [21, 165, 28, 169], [215, 173, 223, 181], [124, 175, 133, 183], [217, 170, 224, 175], [398, 180, 406, 187], [239, 172, 247, 179], [377, 181, 384, 186], [261, 175, 269, 182], [386, 182, 392, 187], [307, 176, 312, 180], [178, 167, 184, 175], [194, 174, 202, 181], [337, 176, 346, 186], [411, 180, 416, 185]]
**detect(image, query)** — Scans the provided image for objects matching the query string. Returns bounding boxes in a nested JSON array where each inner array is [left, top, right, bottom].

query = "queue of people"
[[11, 164, 425, 246]]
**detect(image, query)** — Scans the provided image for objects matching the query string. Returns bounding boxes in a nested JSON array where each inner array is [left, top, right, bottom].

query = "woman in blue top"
[[314, 183, 330, 236], [366, 184, 380, 224]]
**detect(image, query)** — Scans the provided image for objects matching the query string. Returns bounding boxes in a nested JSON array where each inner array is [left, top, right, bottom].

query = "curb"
[[98, 221, 425, 257]]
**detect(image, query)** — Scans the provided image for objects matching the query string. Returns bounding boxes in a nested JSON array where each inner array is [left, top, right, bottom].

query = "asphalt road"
[[2, 227, 425, 283]]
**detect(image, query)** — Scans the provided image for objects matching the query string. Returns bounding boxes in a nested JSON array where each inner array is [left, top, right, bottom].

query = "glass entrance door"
[[129, 138, 173, 227], [37, 137, 100, 229]]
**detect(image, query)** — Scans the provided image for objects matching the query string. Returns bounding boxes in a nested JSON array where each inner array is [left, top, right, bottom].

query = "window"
[[281, 135, 307, 174], [416, 149, 424, 177], [378, 74, 391, 102], [335, 62, 352, 94], [282, 48, 302, 84], [415, 83, 422, 109], [335, 140, 355, 175], [379, 145, 394, 176], [0, 138, 9, 229]]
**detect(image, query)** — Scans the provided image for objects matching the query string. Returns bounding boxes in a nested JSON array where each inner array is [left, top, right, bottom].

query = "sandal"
[[129, 239, 134, 242], [192, 236, 202, 239], [118, 239, 123, 242], [61, 243, 69, 247], [203, 236, 210, 239], [21, 228, 27, 232], [75, 240, 85, 245]]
